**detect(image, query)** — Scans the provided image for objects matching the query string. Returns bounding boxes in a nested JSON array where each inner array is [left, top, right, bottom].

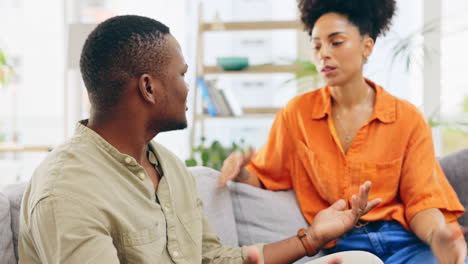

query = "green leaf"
[[463, 95, 468, 113], [0, 72, 6, 86], [211, 152, 221, 170], [185, 159, 198, 167], [189, 137, 254, 170], [232, 142, 239, 151], [0, 49, 6, 65], [428, 118, 439, 128], [293, 59, 318, 73], [201, 150, 210, 166], [193, 146, 203, 152]]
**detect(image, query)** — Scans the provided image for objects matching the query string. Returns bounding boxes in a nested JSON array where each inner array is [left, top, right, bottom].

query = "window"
[[0, 0, 189, 184], [441, 0, 468, 155]]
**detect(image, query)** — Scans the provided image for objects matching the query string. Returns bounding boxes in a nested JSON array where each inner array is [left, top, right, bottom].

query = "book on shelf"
[[197, 77, 218, 116], [206, 79, 231, 116], [220, 86, 243, 116], [198, 77, 244, 117]]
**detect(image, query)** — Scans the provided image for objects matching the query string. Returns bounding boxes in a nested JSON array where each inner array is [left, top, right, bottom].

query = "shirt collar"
[[310, 79, 396, 124], [75, 120, 144, 167]]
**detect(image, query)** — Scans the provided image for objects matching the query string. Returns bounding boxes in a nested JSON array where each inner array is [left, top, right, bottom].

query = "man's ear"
[[138, 74, 162, 104]]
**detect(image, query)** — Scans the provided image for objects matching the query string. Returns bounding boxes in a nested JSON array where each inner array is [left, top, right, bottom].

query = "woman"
[[219, 0, 467, 263]]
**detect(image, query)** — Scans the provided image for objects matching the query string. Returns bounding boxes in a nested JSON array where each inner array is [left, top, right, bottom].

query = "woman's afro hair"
[[298, 0, 396, 41]]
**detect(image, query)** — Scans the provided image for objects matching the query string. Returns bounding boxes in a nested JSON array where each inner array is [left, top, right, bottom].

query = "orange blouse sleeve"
[[399, 112, 465, 224], [246, 109, 293, 190]]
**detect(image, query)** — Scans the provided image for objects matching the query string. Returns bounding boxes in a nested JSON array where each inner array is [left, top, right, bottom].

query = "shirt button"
[[138, 172, 146, 180], [124, 157, 133, 164], [173, 251, 179, 257]]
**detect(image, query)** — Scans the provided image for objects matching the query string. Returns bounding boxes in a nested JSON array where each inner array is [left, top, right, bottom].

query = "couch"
[[1, 149, 467, 263]]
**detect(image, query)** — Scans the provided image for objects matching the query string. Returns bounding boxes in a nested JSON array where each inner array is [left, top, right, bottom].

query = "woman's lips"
[[321, 66, 336, 77]]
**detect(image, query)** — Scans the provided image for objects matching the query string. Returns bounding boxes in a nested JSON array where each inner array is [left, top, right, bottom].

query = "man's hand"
[[219, 148, 254, 187], [429, 223, 467, 264], [307, 181, 381, 248], [243, 247, 343, 264], [243, 247, 260, 264]]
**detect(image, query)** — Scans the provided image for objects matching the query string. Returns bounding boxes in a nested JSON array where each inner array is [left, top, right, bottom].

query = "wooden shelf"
[[189, 5, 310, 155], [196, 114, 274, 120], [203, 64, 301, 75], [0, 143, 53, 153], [244, 107, 279, 114], [200, 20, 303, 32], [196, 107, 280, 120]]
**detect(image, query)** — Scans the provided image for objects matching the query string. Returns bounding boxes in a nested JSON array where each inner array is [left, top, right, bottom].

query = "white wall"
[[0, 0, 65, 145], [441, 0, 468, 116], [0, 0, 66, 184], [0, 0, 191, 183]]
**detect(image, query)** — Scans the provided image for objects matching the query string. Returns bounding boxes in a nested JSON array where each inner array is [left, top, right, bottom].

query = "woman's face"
[[311, 12, 374, 86]]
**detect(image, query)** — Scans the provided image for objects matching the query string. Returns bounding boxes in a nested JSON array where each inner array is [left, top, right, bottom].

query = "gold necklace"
[[334, 88, 371, 144]]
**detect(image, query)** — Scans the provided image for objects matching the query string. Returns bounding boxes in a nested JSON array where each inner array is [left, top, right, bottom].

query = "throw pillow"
[[189, 166, 239, 247], [229, 182, 322, 263]]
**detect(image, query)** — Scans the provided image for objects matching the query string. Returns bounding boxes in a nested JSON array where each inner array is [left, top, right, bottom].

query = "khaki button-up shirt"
[[19, 121, 264, 263]]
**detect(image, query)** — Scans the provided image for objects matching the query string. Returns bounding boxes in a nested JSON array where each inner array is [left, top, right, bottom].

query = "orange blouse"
[[247, 79, 465, 234]]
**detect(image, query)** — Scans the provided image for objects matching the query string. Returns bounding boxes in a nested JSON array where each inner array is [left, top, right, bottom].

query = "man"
[[19, 15, 382, 263]]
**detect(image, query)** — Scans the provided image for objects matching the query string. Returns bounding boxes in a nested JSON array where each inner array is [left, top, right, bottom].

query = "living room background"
[[0, 0, 467, 185]]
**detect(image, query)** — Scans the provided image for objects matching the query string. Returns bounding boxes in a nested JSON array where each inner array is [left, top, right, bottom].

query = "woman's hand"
[[218, 148, 254, 187], [430, 224, 467, 264], [307, 181, 382, 248]]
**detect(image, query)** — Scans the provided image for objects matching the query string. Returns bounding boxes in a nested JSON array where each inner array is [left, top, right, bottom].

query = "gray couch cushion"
[[439, 149, 468, 240], [229, 182, 322, 263], [0, 191, 15, 264], [189, 166, 239, 247], [1, 182, 27, 260]]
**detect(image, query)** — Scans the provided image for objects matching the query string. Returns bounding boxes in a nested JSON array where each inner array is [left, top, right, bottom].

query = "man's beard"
[[153, 119, 187, 133]]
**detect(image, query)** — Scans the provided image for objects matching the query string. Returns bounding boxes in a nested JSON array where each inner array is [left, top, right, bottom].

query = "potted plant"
[[291, 59, 322, 94], [389, 19, 468, 71], [279, 58, 322, 95], [185, 137, 250, 171]]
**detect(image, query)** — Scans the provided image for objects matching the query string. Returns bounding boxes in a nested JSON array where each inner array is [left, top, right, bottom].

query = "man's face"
[[152, 35, 189, 132]]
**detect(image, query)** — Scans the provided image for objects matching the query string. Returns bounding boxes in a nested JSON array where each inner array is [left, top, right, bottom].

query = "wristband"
[[297, 228, 318, 257]]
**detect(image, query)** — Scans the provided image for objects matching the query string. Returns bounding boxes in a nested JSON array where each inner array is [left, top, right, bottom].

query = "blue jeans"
[[324, 221, 468, 264]]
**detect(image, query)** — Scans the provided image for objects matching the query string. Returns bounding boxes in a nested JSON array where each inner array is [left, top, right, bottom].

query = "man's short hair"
[[80, 15, 170, 110]]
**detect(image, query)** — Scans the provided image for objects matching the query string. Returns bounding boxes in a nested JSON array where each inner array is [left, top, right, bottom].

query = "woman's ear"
[[362, 35, 375, 60]]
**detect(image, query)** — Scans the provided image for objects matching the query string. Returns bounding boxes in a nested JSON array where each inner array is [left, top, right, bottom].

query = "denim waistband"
[[345, 220, 405, 236]]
